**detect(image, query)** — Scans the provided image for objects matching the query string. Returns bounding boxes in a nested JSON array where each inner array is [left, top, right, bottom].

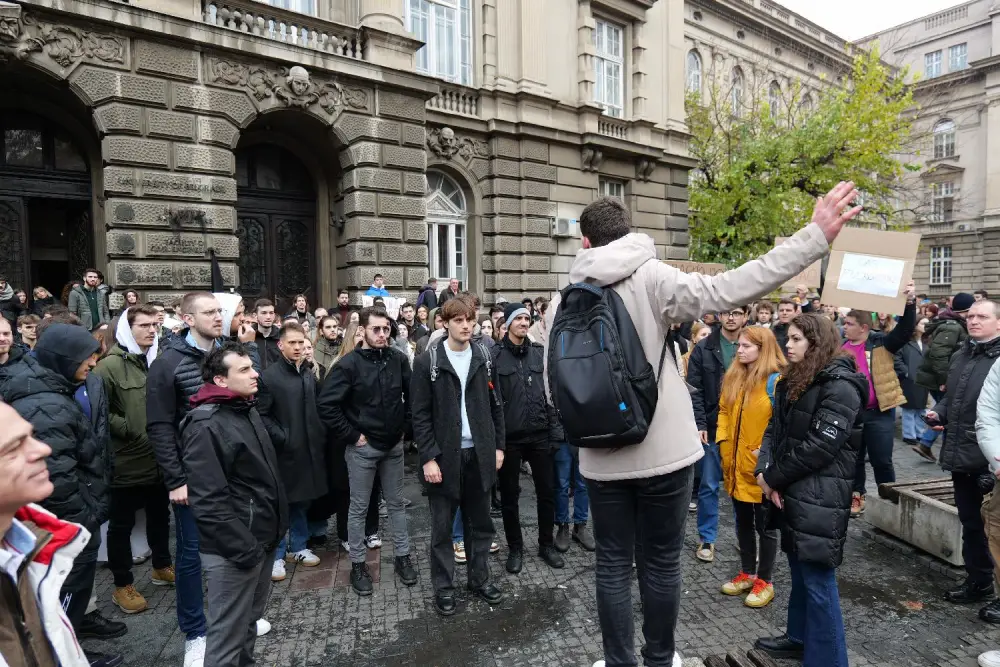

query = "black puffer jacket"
[[1, 326, 110, 532], [491, 335, 561, 448], [181, 385, 288, 569], [316, 346, 411, 450], [258, 358, 328, 504], [146, 330, 260, 491], [757, 356, 866, 568], [688, 328, 728, 441], [934, 336, 1000, 473]]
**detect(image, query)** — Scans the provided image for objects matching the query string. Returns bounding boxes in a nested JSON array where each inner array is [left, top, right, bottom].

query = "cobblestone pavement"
[[90, 437, 997, 667]]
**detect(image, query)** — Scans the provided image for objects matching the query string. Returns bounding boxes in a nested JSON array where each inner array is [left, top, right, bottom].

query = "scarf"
[[116, 310, 159, 366]]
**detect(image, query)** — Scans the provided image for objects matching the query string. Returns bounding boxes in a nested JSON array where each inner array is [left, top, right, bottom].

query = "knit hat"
[[503, 302, 530, 329], [952, 292, 975, 313]]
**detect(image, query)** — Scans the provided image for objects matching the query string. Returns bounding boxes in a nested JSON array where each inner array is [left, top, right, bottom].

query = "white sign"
[[362, 295, 401, 320], [837, 253, 906, 298]]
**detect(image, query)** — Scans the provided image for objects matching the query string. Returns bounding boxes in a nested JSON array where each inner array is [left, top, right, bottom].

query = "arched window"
[[934, 119, 956, 159], [768, 81, 781, 118], [425, 170, 468, 287], [800, 93, 814, 113], [730, 67, 745, 115], [686, 50, 702, 95]]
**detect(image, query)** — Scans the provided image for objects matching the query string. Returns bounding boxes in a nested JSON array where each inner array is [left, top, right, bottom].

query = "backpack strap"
[[428, 342, 439, 382], [657, 335, 670, 379], [766, 372, 780, 407]]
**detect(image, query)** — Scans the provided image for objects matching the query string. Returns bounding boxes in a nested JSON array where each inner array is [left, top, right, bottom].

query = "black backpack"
[[547, 282, 668, 448]]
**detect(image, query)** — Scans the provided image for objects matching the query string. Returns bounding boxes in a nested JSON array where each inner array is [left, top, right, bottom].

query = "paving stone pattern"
[[90, 440, 994, 666]]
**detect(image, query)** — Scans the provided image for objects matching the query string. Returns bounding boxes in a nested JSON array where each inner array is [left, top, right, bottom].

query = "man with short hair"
[[771, 299, 798, 350], [0, 317, 20, 369], [318, 306, 416, 596], [0, 400, 93, 667], [366, 273, 391, 298], [399, 302, 416, 330], [417, 278, 439, 310], [94, 305, 174, 615], [258, 321, 328, 581], [146, 291, 258, 667], [542, 184, 863, 667], [17, 313, 39, 351], [334, 289, 354, 327], [412, 297, 506, 616], [438, 278, 461, 306], [181, 342, 287, 667], [67, 268, 111, 332], [926, 300, 1000, 610], [842, 297, 916, 517], [688, 304, 748, 562], [253, 299, 282, 369], [489, 305, 505, 330], [314, 315, 341, 372], [976, 290, 989, 302]]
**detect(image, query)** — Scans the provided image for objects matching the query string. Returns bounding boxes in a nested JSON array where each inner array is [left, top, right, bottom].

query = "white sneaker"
[[979, 650, 1000, 667], [132, 548, 152, 565], [365, 533, 382, 548], [183, 636, 206, 667], [271, 560, 286, 581], [673, 652, 682, 667], [285, 549, 321, 566], [255, 618, 271, 636], [341, 540, 350, 554], [593, 662, 605, 667]]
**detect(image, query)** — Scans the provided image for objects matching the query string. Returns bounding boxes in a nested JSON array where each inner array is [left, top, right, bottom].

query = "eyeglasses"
[[367, 325, 391, 334], [721, 311, 746, 319]]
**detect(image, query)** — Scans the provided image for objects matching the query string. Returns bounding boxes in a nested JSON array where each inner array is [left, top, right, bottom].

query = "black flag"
[[209, 249, 225, 293]]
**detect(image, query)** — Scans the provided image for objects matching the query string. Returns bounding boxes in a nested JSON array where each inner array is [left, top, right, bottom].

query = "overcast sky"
[[776, 0, 965, 40]]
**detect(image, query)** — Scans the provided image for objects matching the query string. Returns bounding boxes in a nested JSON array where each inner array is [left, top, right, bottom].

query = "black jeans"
[[952, 471, 994, 585], [588, 465, 694, 667], [107, 484, 172, 587], [854, 408, 896, 495], [428, 449, 495, 595], [498, 443, 556, 550], [733, 499, 778, 582], [60, 529, 101, 631]]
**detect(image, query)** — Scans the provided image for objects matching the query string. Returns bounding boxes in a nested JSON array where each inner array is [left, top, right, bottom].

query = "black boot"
[[78, 611, 127, 640], [539, 545, 565, 569], [394, 555, 418, 586], [350, 562, 374, 596], [506, 549, 524, 574], [754, 634, 804, 659], [434, 593, 457, 616], [469, 582, 504, 604], [944, 579, 995, 604], [981, 598, 1000, 624]]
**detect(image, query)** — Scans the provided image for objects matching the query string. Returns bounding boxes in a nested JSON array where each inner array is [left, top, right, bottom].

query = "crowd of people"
[[3, 180, 1000, 667]]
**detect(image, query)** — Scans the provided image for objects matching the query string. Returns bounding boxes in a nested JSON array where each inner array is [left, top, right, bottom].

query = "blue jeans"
[[173, 504, 207, 640], [554, 443, 589, 523], [901, 408, 928, 442], [453, 509, 464, 543], [786, 552, 848, 667], [308, 519, 328, 539], [854, 408, 896, 495], [276, 502, 310, 559], [696, 442, 722, 544]]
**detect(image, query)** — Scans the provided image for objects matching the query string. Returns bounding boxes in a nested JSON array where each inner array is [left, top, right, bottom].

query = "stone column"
[[631, 20, 647, 120], [359, 0, 405, 33], [576, 0, 596, 105], [360, 0, 423, 70], [482, 0, 499, 86], [517, 0, 548, 95]]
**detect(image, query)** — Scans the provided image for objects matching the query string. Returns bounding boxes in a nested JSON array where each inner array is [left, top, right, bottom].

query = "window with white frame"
[[264, 0, 316, 15], [768, 81, 781, 118], [730, 67, 745, 116], [406, 0, 473, 86], [949, 43, 968, 71], [425, 171, 468, 286], [930, 246, 952, 286], [933, 119, 956, 159], [931, 181, 955, 222], [925, 50, 942, 78], [594, 19, 625, 118], [686, 50, 702, 96], [599, 178, 625, 201]]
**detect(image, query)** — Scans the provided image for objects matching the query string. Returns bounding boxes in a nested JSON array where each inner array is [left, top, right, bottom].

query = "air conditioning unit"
[[956, 223, 971, 232], [552, 217, 578, 237]]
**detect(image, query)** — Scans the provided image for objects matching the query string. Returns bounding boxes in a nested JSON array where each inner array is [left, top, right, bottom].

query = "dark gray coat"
[[900, 340, 930, 410], [411, 339, 505, 500]]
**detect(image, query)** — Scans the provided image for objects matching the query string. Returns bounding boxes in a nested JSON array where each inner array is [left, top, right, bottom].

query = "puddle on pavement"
[[837, 578, 923, 615]]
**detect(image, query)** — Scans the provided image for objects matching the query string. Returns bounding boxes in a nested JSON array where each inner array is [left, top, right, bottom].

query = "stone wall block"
[[344, 192, 377, 216], [469, 158, 490, 181], [521, 139, 548, 163], [492, 217, 522, 234], [172, 84, 255, 127], [401, 124, 425, 147], [524, 199, 557, 217], [377, 194, 425, 218], [344, 168, 402, 193], [173, 144, 234, 175], [483, 235, 522, 253], [197, 117, 240, 148], [343, 241, 379, 264], [109, 261, 175, 288], [662, 246, 688, 260], [666, 215, 688, 231], [377, 91, 426, 122], [71, 67, 169, 107], [671, 168, 689, 186], [636, 196, 668, 215], [106, 231, 138, 257], [522, 273, 559, 290], [670, 200, 689, 215], [524, 256, 550, 272], [487, 197, 521, 216], [404, 219, 427, 242], [493, 137, 519, 158], [102, 136, 171, 168], [346, 217, 403, 241], [106, 197, 237, 231], [524, 237, 557, 254], [485, 273, 523, 291], [522, 181, 550, 199], [340, 142, 381, 168], [491, 178, 520, 197], [671, 231, 690, 246], [405, 266, 429, 289], [522, 162, 557, 182], [136, 40, 200, 81], [666, 185, 687, 201], [376, 242, 408, 264], [95, 103, 143, 135], [147, 110, 196, 141], [175, 262, 238, 288], [338, 114, 402, 143], [491, 159, 520, 178], [488, 254, 522, 271], [524, 218, 551, 236], [403, 172, 426, 195], [382, 145, 427, 171]]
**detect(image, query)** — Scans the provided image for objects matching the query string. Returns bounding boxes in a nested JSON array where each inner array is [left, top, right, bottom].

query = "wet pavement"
[[90, 437, 997, 666]]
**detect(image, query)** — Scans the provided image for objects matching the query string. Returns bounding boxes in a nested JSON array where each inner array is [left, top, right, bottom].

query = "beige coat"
[[543, 223, 829, 482]]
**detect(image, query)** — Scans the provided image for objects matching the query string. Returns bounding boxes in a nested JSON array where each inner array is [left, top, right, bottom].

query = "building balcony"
[[597, 115, 630, 141], [426, 83, 481, 118]]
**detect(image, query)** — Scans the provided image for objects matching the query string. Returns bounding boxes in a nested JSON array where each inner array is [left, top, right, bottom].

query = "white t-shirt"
[[444, 342, 474, 447]]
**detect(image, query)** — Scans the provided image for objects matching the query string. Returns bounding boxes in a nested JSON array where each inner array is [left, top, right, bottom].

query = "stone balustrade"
[[597, 115, 629, 140], [202, 0, 365, 59], [427, 84, 480, 118]]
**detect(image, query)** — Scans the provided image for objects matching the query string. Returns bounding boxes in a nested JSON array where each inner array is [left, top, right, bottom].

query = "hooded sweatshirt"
[[543, 223, 829, 481], [214, 292, 244, 337]]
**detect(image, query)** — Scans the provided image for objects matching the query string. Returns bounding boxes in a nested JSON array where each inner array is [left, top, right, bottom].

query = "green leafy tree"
[[687, 48, 918, 266]]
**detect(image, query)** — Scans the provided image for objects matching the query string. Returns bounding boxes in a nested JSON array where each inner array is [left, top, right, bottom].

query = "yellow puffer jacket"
[[717, 377, 774, 503]]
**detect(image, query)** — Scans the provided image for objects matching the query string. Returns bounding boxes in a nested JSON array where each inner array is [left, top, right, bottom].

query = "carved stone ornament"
[[582, 146, 604, 172], [636, 158, 655, 182], [209, 59, 370, 117], [427, 127, 489, 162], [0, 4, 125, 67]]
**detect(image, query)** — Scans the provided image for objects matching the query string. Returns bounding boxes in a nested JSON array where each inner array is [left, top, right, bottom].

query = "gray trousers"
[[202, 550, 274, 667], [346, 442, 410, 564]]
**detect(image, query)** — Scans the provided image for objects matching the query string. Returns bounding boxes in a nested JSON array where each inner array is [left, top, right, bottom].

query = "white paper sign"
[[837, 253, 906, 298], [362, 295, 401, 320]]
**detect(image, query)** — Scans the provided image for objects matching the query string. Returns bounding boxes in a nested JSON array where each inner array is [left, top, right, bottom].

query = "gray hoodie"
[[542, 223, 830, 481]]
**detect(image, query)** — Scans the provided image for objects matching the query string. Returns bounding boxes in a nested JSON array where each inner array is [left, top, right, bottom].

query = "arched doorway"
[[235, 143, 317, 314], [0, 112, 92, 294], [425, 170, 468, 287]]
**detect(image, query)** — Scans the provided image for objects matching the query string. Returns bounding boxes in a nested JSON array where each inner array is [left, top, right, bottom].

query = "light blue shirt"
[[444, 342, 475, 449], [365, 285, 391, 298], [185, 331, 220, 353]]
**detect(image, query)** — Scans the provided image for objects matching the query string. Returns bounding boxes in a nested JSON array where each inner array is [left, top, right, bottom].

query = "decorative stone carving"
[[0, 5, 125, 67], [427, 127, 489, 162], [582, 146, 604, 172], [208, 59, 371, 118], [636, 158, 655, 182]]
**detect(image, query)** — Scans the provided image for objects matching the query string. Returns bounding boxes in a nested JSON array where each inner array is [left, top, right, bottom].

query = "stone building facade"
[[0, 0, 692, 311]]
